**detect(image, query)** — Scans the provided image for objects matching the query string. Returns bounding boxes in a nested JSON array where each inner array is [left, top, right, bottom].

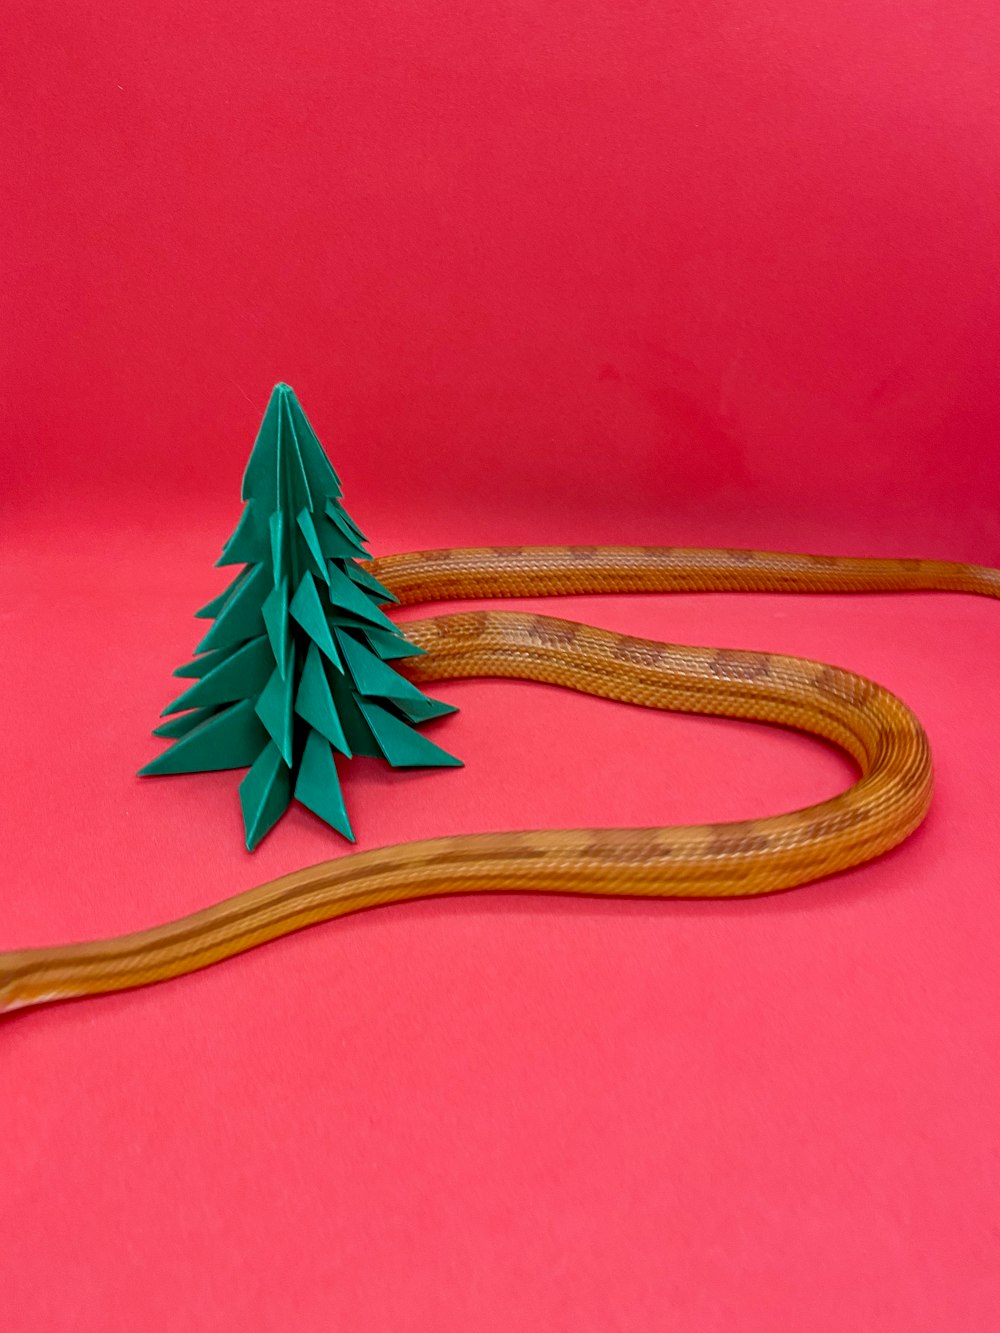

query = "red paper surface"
[[3, 4, 999, 1330]]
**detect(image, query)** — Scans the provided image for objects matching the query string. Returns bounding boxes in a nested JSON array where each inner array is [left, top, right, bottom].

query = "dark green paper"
[[139, 383, 461, 849]]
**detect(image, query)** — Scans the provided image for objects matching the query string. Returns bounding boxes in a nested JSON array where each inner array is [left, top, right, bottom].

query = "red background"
[[3, 3, 999, 1329]]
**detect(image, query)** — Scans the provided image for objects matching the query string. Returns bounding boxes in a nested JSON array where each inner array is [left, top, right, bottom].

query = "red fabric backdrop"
[[3, 4, 999, 1330]]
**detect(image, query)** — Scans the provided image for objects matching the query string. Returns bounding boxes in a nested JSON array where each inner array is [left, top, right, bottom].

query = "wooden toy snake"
[[2, 545, 997, 1013]]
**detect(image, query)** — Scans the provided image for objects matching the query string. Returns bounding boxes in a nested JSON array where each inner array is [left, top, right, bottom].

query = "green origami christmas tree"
[[139, 383, 461, 849]]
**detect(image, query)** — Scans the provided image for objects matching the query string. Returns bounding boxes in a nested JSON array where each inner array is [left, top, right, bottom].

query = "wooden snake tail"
[[0, 615, 932, 1014]]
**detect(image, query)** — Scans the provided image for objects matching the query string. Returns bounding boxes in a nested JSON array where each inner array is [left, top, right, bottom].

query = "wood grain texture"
[[3, 545, 997, 1014]]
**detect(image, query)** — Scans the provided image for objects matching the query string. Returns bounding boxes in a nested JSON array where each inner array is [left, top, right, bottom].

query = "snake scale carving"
[[2, 545, 997, 1013]]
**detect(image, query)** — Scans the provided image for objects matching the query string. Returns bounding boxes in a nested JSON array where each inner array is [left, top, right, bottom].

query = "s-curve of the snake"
[[2, 543, 998, 1016]]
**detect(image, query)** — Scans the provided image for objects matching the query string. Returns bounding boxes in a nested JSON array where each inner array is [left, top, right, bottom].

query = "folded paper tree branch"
[[139, 383, 461, 849]]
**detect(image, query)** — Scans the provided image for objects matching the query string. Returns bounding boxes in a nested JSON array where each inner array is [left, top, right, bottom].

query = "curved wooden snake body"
[[2, 546, 997, 1013]]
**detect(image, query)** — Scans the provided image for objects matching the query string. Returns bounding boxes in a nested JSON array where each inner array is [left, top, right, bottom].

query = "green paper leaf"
[[326, 497, 367, 544], [279, 392, 313, 515], [152, 706, 221, 738], [217, 501, 267, 567], [326, 669, 384, 757], [196, 562, 269, 653], [287, 392, 343, 504], [336, 632, 455, 720], [379, 692, 459, 725], [356, 698, 463, 769], [289, 572, 343, 671], [348, 624, 425, 660], [295, 642, 351, 756], [240, 741, 292, 851], [297, 508, 331, 585], [241, 388, 283, 508], [139, 699, 267, 775], [346, 561, 398, 604], [311, 513, 369, 561], [262, 576, 290, 671], [173, 646, 231, 679], [162, 635, 275, 716], [336, 632, 411, 696], [294, 729, 355, 841], [255, 647, 295, 766], [196, 568, 250, 620], [325, 562, 398, 632], [241, 385, 345, 517], [269, 510, 288, 585]]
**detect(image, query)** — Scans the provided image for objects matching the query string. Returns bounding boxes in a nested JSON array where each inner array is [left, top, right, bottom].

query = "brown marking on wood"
[[812, 666, 845, 699], [815, 805, 868, 837], [613, 638, 665, 668], [525, 617, 580, 649], [812, 666, 874, 710], [585, 828, 665, 864], [405, 618, 440, 644], [444, 611, 491, 641], [710, 649, 772, 682], [430, 843, 545, 866], [707, 826, 772, 858]]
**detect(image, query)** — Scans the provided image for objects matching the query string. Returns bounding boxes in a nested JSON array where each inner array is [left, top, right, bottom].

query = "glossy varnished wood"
[[2, 545, 996, 1013]]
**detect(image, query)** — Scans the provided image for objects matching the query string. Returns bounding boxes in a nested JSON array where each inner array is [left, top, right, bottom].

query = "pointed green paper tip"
[[295, 730, 356, 842], [271, 382, 302, 410], [240, 742, 292, 850]]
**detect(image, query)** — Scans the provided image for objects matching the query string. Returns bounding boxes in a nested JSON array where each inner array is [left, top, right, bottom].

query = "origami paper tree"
[[139, 383, 461, 849]]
